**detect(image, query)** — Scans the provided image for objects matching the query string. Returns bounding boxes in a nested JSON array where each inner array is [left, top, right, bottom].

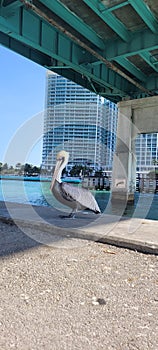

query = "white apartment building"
[[42, 71, 118, 172], [42, 72, 158, 175]]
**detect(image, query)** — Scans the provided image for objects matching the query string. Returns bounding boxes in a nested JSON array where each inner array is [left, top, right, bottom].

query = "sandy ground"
[[0, 221, 158, 350]]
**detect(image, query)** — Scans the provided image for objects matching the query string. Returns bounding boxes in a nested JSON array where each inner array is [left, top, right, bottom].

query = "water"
[[0, 178, 158, 220], [0, 179, 51, 207]]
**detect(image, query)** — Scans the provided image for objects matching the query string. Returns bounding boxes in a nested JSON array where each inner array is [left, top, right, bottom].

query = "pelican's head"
[[50, 150, 69, 190], [56, 150, 69, 163]]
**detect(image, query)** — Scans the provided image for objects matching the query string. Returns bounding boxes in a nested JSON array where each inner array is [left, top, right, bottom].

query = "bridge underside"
[[0, 0, 158, 103]]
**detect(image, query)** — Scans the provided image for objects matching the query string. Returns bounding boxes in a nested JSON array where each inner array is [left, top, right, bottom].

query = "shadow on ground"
[[0, 219, 42, 257]]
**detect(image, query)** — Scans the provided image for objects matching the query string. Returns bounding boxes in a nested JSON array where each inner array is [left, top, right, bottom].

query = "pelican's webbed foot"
[[59, 210, 76, 219]]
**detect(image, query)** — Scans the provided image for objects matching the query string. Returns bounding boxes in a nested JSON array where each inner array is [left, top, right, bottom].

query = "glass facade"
[[42, 72, 118, 171], [135, 133, 158, 172]]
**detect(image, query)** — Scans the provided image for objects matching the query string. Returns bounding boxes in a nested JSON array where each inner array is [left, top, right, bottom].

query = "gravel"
[[0, 221, 158, 350]]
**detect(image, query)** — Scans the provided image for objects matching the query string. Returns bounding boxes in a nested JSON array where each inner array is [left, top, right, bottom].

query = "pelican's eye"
[[57, 156, 64, 161]]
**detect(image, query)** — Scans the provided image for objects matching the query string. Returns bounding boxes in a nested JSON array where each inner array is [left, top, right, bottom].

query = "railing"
[[82, 173, 158, 193], [82, 176, 110, 191], [136, 174, 158, 193]]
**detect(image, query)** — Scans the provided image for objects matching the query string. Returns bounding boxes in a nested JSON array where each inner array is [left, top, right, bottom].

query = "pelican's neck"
[[56, 167, 62, 183], [56, 155, 68, 183]]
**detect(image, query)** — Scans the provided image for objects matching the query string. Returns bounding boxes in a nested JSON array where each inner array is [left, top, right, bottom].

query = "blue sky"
[[0, 45, 46, 166]]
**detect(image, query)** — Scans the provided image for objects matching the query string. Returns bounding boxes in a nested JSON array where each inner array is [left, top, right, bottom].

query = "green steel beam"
[[101, 1, 129, 13], [0, 8, 132, 97], [140, 51, 158, 73], [115, 57, 147, 82], [1, 1, 157, 99], [146, 74, 158, 92], [106, 28, 158, 60], [37, 0, 104, 50], [1, 0, 22, 10], [128, 0, 158, 33], [20, 0, 152, 95], [44, 65, 123, 103], [82, 0, 130, 42]]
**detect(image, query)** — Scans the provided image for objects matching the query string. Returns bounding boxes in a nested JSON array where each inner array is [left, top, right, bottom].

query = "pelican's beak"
[[50, 159, 63, 191]]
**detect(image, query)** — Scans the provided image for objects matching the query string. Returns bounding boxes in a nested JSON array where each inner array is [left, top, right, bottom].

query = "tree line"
[[68, 165, 104, 177], [0, 162, 106, 177], [0, 162, 41, 176]]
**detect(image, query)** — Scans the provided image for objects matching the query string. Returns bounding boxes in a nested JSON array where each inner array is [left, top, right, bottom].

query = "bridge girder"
[[0, 0, 158, 102]]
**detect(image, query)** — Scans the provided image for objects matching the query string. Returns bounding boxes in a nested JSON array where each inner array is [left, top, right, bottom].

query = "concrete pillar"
[[111, 103, 137, 203], [111, 95, 158, 204]]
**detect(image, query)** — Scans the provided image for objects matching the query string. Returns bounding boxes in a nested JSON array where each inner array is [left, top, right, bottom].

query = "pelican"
[[50, 150, 101, 218]]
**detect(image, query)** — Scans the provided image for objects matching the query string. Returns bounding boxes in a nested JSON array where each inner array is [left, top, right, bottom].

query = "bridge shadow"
[[0, 215, 42, 257]]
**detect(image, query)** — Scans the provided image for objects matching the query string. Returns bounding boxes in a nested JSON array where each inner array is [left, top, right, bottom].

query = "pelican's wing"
[[61, 183, 101, 213]]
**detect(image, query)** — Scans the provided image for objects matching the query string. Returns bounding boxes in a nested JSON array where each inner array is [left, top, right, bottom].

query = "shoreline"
[[0, 175, 51, 182]]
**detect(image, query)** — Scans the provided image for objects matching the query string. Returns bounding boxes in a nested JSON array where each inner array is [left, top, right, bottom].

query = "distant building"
[[135, 133, 158, 172], [104, 100, 118, 171], [42, 72, 158, 175], [42, 72, 118, 172]]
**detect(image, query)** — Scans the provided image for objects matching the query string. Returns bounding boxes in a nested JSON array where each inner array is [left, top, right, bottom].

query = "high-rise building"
[[42, 72, 158, 175], [104, 100, 118, 171], [135, 133, 158, 172], [42, 71, 118, 172]]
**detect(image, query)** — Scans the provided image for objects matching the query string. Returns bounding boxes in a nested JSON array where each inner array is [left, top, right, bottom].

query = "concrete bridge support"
[[111, 96, 158, 203]]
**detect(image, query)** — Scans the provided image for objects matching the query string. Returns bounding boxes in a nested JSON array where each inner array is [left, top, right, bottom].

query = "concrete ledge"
[[0, 207, 158, 255]]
